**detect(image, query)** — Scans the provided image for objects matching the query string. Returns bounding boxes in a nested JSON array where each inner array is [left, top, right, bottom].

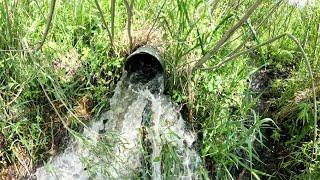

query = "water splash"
[[36, 73, 202, 179]]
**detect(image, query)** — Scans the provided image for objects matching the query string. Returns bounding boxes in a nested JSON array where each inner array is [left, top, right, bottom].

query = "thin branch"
[[110, 0, 116, 41], [256, 0, 282, 29], [124, 0, 134, 51], [192, 0, 262, 72], [35, 0, 57, 51], [39, 82, 70, 130], [94, 0, 114, 50], [245, 19, 259, 43]]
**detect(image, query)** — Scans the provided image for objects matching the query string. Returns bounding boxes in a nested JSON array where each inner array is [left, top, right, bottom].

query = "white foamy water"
[[36, 73, 202, 179]]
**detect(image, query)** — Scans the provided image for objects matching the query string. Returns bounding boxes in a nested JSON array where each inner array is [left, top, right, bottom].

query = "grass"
[[0, 0, 319, 179]]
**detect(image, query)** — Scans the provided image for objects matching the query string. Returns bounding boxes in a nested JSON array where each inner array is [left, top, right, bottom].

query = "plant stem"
[[35, 0, 56, 51], [124, 0, 134, 51], [94, 0, 114, 51], [192, 0, 262, 72], [111, 0, 115, 41]]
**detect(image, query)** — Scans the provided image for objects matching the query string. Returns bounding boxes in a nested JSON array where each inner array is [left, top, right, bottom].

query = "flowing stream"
[[36, 72, 202, 179]]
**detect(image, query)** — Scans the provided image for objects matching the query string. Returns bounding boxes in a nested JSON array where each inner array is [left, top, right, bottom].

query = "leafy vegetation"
[[0, 0, 319, 179]]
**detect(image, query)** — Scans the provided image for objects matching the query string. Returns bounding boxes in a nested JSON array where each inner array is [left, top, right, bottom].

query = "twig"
[[35, 0, 57, 51], [180, 1, 205, 55], [192, 0, 262, 72], [94, 0, 114, 51], [34, 0, 46, 20], [210, 13, 234, 38], [50, 81, 87, 128], [110, 0, 116, 41], [256, 0, 282, 29], [124, 0, 134, 51], [39, 82, 71, 131]]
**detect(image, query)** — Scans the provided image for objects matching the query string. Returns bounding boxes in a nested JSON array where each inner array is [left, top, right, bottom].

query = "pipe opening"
[[124, 47, 164, 84]]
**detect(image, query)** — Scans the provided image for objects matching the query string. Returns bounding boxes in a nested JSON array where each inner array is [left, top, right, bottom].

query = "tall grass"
[[0, 0, 319, 179]]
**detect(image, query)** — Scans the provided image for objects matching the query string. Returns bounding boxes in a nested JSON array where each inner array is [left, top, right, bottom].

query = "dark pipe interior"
[[125, 53, 164, 83]]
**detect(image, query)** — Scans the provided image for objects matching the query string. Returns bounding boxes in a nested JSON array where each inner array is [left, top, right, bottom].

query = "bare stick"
[[35, 0, 56, 51], [124, 0, 134, 51], [94, 0, 114, 50], [39, 82, 70, 130], [192, 0, 262, 72], [111, 0, 116, 41]]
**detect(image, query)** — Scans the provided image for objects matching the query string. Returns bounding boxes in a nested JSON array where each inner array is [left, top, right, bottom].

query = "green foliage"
[[0, 0, 320, 179]]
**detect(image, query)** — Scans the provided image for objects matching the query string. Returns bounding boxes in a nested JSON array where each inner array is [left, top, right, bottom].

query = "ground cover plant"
[[0, 0, 319, 179]]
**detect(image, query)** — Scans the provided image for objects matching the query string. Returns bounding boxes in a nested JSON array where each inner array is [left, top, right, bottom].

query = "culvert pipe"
[[124, 45, 165, 87]]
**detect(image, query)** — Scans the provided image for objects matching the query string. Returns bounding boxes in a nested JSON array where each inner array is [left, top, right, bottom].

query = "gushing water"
[[36, 72, 201, 179]]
